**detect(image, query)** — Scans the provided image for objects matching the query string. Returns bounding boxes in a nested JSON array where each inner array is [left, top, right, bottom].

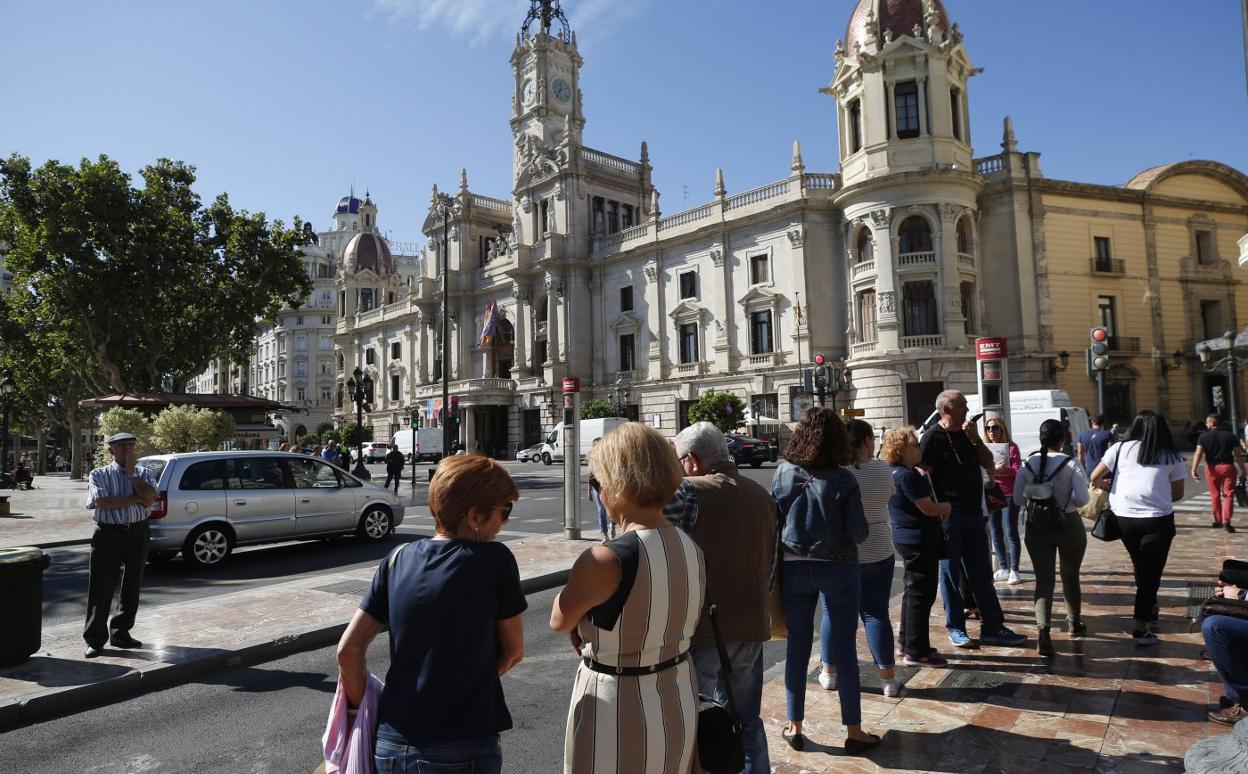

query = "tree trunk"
[[35, 431, 47, 476], [69, 416, 84, 480]]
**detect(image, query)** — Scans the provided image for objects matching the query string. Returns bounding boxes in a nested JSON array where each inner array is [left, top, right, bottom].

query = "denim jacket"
[[771, 461, 868, 562]]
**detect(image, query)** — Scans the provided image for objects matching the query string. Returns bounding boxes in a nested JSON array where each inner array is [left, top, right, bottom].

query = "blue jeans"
[[940, 510, 1006, 633], [374, 727, 502, 774], [781, 560, 861, 725], [591, 489, 609, 535], [1202, 614, 1248, 703], [691, 642, 770, 774], [988, 502, 1021, 572], [822, 555, 895, 669]]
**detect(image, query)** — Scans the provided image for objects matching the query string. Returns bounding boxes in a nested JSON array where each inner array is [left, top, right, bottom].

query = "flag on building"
[[479, 301, 499, 346]]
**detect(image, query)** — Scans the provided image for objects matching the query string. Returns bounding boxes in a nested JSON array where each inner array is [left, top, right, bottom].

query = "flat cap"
[[105, 432, 138, 444]]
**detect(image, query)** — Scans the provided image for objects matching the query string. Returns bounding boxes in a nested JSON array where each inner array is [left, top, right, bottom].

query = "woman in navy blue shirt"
[[336, 454, 526, 774], [882, 426, 952, 667]]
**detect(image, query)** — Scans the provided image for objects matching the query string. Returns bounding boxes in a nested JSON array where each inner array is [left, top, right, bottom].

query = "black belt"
[[582, 652, 687, 676], [96, 520, 148, 530]]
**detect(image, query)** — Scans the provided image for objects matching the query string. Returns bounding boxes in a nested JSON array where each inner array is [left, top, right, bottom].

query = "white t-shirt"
[[1104, 440, 1186, 519]]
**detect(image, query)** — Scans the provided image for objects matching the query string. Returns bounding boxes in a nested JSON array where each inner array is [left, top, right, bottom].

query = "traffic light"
[[1089, 327, 1110, 372], [813, 353, 829, 393]]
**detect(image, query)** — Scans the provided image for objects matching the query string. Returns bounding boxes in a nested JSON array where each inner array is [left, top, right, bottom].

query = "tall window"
[[902, 282, 938, 336], [894, 81, 920, 139], [591, 197, 605, 234], [1093, 236, 1113, 271], [1196, 230, 1216, 264], [619, 286, 634, 312], [1097, 295, 1118, 346], [750, 254, 769, 285], [365, 348, 375, 365], [857, 290, 877, 342], [679, 271, 698, 299], [297, 387, 306, 401], [950, 88, 962, 140], [608, 201, 620, 234], [390, 374, 400, 401], [849, 99, 863, 152], [622, 204, 634, 229], [678, 323, 699, 363], [295, 361, 307, 377], [898, 217, 932, 254], [956, 218, 971, 254], [960, 281, 977, 335], [856, 228, 874, 263], [391, 342, 401, 360], [618, 334, 635, 372], [322, 387, 332, 402], [1201, 300, 1224, 340], [750, 310, 773, 354], [295, 336, 306, 351]]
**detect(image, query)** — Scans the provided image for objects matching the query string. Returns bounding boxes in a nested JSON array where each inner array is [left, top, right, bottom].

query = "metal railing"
[[1090, 257, 1126, 274]]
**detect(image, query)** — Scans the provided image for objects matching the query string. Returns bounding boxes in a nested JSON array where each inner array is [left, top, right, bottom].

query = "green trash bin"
[[0, 547, 51, 664]]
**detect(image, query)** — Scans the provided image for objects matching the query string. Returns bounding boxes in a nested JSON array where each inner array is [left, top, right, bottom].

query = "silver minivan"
[[140, 451, 405, 568]]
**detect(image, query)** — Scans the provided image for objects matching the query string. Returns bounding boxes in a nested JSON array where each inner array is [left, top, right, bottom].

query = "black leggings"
[[1116, 514, 1176, 624]]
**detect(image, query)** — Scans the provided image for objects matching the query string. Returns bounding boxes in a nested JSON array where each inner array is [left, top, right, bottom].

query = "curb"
[[0, 567, 571, 730]]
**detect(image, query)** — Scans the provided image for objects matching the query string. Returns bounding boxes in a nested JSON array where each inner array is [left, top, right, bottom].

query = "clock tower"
[[510, 0, 584, 188]]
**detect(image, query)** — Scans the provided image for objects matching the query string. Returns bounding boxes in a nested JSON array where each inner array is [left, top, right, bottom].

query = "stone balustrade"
[[580, 147, 642, 176], [975, 155, 1005, 175], [852, 259, 876, 278], [958, 252, 975, 268], [851, 341, 878, 357], [725, 179, 792, 211], [898, 251, 937, 267], [901, 334, 945, 349]]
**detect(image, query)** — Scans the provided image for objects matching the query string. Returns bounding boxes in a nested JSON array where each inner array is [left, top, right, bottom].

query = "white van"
[[540, 417, 629, 465], [390, 428, 444, 462], [920, 390, 1090, 458]]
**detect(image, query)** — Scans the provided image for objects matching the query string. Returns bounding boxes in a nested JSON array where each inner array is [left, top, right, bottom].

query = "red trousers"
[[1205, 463, 1237, 525]]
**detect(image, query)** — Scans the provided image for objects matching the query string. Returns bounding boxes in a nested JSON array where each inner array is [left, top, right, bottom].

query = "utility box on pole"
[[975, 337, 1010, 431], [562, 377, 582, 540]]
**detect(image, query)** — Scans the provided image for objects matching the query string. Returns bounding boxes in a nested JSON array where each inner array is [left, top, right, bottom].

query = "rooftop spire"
[[521, 0, 571, 42], [459, 168, 469, 195], [791, 140, 805, 174], [1002, 116, 1018, 153], [714, 168, 726, 198]]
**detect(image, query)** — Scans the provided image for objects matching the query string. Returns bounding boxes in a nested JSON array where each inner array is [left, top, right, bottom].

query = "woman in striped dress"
[[817, 419, 900, 697], [551, 422, 706, 774]]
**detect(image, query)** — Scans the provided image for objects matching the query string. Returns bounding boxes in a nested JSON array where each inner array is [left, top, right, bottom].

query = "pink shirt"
[[995, 442, 1022, 497], [323, 673, 384, 774]]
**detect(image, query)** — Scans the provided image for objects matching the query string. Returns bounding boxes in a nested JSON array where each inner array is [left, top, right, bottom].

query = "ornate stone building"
[[329, 0, 1248, 449]]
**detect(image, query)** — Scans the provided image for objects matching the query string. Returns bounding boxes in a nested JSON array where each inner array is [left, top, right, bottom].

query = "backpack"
[[1020, 453, 1070, 535]]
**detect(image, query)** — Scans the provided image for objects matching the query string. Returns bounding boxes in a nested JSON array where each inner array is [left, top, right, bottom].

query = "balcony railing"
[[898, 251, 937, 267], [901, 334, 945, 349], [745, 353, 775, 368], [1109, 336, 1141, 353], [1091, 257, 1126, 275], [852, 259, 876, 279], [851, 341, 878, 357], [958, 252, 976, 268], [414, 377, 517, 398], [975, 155, 1005, 175]]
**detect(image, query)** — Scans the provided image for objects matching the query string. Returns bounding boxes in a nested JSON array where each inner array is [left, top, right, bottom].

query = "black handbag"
[[1199, 596, 1248, 623], [984, 481, 1009, 513], [1236, 479, 1248, 509], [697, 604, 745, 774], [1091, 445, 1122, 542]]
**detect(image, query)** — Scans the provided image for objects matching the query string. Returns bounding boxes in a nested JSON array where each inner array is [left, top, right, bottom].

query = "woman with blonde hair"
[[984, 418, 1023, 585], [552, 422, 705, 774], [336, 454, 525, 773]]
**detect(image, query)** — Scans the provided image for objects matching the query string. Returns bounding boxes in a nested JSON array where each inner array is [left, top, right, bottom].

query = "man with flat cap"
[[83, 432, 158, 658]]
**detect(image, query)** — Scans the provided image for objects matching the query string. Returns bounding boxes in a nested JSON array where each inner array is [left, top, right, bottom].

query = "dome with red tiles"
[[845, 0, 950, 54], [342, 232, 394, 275]]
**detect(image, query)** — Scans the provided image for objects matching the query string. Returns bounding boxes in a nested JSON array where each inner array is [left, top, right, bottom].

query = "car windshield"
[[138, 457, 168, 483]]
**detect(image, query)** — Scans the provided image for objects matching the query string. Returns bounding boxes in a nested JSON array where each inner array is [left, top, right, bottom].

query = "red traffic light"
[[1091, 327, 1109, 342], [814, 354, 826, 365]]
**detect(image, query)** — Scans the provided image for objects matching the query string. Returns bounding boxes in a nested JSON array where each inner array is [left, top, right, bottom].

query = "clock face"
[[552, 78, 572, 103], [521, 79, 536, 105]]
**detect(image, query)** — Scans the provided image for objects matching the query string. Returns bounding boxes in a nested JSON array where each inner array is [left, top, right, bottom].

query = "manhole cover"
[[935, 669, 1023, 692], [315, 580, 371, 597]]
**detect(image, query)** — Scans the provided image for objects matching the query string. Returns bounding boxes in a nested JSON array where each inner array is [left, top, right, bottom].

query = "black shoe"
[[1069, 620, 1087, 638], [1212, 521, 1223, 529], [1037, 627, 1054, 658], [782, 727, 805, 751], [1227, 524, 1237, 534], [109, 634, 142, 649], [84, 645, 104, 659], [845, 733, 883, 754]]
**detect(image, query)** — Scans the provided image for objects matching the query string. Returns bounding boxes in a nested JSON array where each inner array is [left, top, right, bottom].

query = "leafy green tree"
[[296, 433, 321, 448], [323, 423, 373, 448], [93, 408, 157, 468], [687, 390, 747, 434], [0, 153, 312, 393], [151, 405, 235, 453], [580, 399, 616, 420]]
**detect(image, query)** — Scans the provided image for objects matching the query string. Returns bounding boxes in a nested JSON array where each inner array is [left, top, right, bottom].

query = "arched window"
[[956, 217, 971, 254], [849, 99, 863, 153], [855, 227, 874, 263], [898, 216, 932, 254]]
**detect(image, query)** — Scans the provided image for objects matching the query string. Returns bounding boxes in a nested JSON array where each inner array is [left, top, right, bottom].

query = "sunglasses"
[[986, 426, 1004, 432], [495, 502, 514, 522]]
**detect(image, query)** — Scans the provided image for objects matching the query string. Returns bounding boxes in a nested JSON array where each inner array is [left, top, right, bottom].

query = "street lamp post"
[[0, 370, 15, 472], [406, 405, 418, 489], [345, 366, 373, 480], [609, 377, 630, 418]]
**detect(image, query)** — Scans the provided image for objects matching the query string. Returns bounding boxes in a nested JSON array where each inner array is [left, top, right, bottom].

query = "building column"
[[545, 278, 561, 365], [938, 203, 965, 345], [917, 77, 928, 137], [417, 316, 430, 384], [885, 81, 896, 140], [463, 407, 476, 447], [712, 244, 732, 372], [869, 209, 900, 351], [511, 287, 530, 379], [644, 260, 664, 381]]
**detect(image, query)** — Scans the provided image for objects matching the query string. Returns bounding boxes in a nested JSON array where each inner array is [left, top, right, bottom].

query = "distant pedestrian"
[[671, 421, 776, 773], [771, 407, 880, 754], [336, 454, 524, 773], [321, 440, 341, 467], [985, 418, 1023, 585], [55, 453, 65, 472], [588, 438, 613, 542], [1090, 410, 1186, 646], [1077, 415, 1114, 477], [384, 447, 406, 493], [1190, 414, 1247, 532], [82, 432, 158, 659], [552, 423, 704, 774], [1015, 419, 1090, 658]]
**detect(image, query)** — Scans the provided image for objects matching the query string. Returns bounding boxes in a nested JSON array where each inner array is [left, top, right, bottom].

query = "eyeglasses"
[[986, 426, 1004, 432]]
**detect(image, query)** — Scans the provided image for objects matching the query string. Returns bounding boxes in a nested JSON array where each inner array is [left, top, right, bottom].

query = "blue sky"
[[4, 0, 1245, 244]]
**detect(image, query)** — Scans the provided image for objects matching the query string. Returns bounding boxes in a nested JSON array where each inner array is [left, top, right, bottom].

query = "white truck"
[[919, 390, 1090, 458], [391, 428, 445, 462], [540, 417, 629, 465]]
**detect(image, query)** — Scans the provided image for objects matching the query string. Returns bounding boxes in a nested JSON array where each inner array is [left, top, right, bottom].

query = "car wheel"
[[357, 506, 393, 541], [183, 524, 233, 568], [542, 452, 552, 465]]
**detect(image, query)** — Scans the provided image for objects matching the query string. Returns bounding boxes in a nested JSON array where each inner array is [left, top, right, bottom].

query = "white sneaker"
[[993, 569, 1009, 582], [1008, 570, 1022, 585], [881, 678, 901, 697], [817, 670, 837, 690]]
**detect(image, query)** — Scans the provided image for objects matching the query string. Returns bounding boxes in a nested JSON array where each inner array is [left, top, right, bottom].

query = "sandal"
[[782, 726, 805, 751], [844, 733, 883, 754]]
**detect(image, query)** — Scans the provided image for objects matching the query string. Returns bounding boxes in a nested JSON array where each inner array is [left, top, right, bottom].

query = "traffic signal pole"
[[1095, 370, 1105, 418]]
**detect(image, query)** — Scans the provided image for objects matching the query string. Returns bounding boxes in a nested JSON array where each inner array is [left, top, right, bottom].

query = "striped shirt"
[[85, 462, 158, 525], [850, 458, 896, 564]]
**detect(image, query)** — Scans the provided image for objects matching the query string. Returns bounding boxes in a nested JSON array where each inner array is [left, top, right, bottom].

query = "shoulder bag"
[[1236, 478, 1248, 509], [1091, 445, 1122, 542], [697, 604, 746, 774]]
